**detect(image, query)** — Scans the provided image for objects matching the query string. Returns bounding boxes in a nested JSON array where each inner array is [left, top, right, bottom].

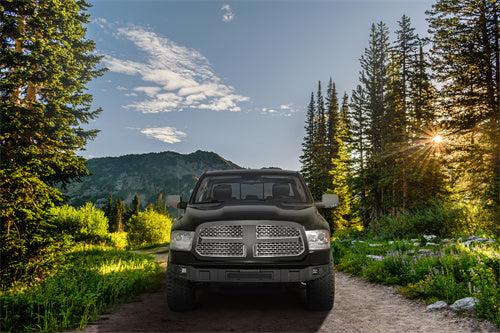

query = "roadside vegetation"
[[0, 204, 172, 332], [332, 213, 499, 326]]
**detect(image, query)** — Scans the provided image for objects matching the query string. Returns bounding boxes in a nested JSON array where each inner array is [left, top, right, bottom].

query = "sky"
[[83, 0, 434, 171]]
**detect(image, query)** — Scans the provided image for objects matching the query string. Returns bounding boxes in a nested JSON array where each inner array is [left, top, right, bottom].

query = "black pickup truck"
[[166, 169, 338, 311]]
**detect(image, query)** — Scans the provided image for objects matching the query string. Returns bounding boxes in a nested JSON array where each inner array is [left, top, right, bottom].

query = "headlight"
[[306, 230, 331, 250], [170, 231, 195, 251]]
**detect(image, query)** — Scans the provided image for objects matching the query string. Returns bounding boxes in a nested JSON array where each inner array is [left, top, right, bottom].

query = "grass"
[[1, 244, 163, 332], [332, 232, 499, 326]]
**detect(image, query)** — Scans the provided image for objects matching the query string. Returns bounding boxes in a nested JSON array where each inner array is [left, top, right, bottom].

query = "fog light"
[[180, 267, 187, 274], [312, 267, 319, 275]]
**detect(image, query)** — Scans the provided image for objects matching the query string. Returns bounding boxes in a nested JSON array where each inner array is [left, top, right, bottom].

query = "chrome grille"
[[195, 242, 245, 257], [195, 223, 304, 258], [200, 225, 243, 238], [256, 225, 301, 238], [255, 240, 304, 257]]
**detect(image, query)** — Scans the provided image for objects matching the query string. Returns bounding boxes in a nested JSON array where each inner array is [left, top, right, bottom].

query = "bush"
[[127, 211, 172, 247], [107, 232, 128, 249], [368, 200, 463, 238], [50, 204, 109, 242]]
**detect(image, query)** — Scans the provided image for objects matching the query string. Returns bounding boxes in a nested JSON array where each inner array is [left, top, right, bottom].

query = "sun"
[[432, 135, 443, 144]]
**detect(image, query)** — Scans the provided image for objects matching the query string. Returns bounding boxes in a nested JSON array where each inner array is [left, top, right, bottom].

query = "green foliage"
[[427, 0, 500, 227], [0, 245, 162, 332], [49, 204, 109, 243], [107, 232, 128, 249], [329, 93, 360, 231], [368, 200, 497, 239], [368, 200, 459, 238], [332, 232, 499, 325], [1, 0, 104, 289], [127, 210, 172, 248]]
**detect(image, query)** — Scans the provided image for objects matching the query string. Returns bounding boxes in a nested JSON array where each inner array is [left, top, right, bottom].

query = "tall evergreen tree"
[[330, 93, 360, 230], [326, 78, 339, 166], [113, 198, 125, 233], [350, 84, 370, 224], [132, 194, 141, 216], [310, 81, 329, 199], [356, 22, 390, 222], [300, 93, 316, 185], [391, 15, 420, 211], [1, 0, 105, 286], [157, 191, 164, 214]]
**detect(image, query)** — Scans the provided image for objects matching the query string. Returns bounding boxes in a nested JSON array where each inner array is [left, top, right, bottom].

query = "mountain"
[[61, 150, 242, 207]]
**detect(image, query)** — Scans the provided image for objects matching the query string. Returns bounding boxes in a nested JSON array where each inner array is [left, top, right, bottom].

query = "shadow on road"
[[87, 283, 330, 332]]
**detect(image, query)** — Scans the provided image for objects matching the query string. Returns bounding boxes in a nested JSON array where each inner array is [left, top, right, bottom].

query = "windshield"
[[191, 174, 312, 205]]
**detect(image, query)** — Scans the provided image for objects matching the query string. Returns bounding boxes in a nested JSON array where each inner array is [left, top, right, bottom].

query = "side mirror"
[[166, 195, 187, 209], [315, 193, 339, 209]]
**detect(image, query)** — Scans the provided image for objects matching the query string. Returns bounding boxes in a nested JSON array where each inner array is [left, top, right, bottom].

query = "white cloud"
[[221, 4, 235, 23], [116, 85, 127, 91], [92, 17, 109, 29], [260, 104, 297, 116], [134, 86, 162, 98], [140, 126, 187, 144], [101, 24, 249, 113]]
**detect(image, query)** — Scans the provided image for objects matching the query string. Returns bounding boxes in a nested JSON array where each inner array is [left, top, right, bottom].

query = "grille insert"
[[256, 225, 301, 238], [254, 240, 304, 257], [195, 242, 245, 257], [195, 223, 305, 258], [199, 225, 243, 238]]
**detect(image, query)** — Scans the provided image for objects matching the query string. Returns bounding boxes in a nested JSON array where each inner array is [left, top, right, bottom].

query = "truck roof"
[[202, 169, 300, 177]]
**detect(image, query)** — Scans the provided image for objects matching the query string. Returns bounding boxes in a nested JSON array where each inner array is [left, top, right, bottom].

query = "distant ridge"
[[61, 150, 242, 207]]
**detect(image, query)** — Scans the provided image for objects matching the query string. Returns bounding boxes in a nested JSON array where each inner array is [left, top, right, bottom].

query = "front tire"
[[166, 264, 196, 312], [306, 257, 335, 311]]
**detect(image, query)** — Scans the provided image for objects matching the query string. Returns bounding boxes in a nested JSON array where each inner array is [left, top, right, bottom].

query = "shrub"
[[369, 200, 463, 238], [107, 232, 128, 249], [127, 211, 172, 247], [50, 204, 109, 242]]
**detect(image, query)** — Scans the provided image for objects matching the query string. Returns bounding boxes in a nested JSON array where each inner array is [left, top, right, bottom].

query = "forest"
[[0, 0, 498, 331], [300, 6, 499, 238]]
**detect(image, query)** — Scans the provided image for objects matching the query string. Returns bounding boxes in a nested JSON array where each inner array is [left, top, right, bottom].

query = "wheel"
[[166, 264, 196, 312], [306, 257, 335, 311]]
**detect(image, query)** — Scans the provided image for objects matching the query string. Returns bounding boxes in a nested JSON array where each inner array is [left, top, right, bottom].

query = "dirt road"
[[80, 249, 498, 333]]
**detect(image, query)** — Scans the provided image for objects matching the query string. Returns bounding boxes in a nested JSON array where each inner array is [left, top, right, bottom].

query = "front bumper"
[[168, 262, 330, 283]]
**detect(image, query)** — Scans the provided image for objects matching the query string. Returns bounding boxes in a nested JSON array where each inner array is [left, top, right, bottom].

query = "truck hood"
[[172, 204, 329, 231]]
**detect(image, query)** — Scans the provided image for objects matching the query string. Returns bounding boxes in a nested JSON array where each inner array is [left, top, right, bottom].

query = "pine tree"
[[157, 191, 164, 214], [391, 15, 420, 211], [132, 194, 141, 215], [300, 93, 316, 185], [330, 93, 360, 230], [326, 78, 339, 167], [356, 22, 390, 222], [1, 0, 105, 286], [350, 85, 370, 224], [313, 81, 331, 199], [104, 193, 115, 221]]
